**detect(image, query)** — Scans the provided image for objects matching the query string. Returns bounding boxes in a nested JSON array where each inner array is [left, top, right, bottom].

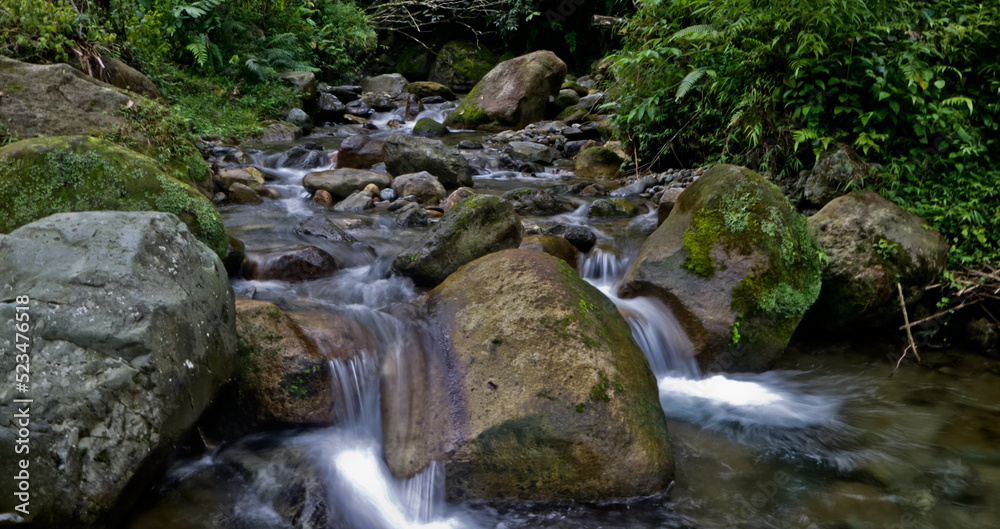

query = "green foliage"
[[0, 0, 116, 64], [607, 0, 1000, 265]]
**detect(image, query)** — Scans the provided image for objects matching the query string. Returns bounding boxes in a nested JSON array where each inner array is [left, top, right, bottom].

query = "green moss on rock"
[[0, 136, 226, 257]]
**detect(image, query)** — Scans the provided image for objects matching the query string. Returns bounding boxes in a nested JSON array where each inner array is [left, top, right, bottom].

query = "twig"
[[897, 282, 921, 363], [982, 305, 1000, 326], [899, 297, 981, 330], [889, 344, 912, 378]]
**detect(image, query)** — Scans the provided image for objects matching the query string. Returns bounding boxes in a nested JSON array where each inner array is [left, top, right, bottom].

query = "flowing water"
[[128, 122, 1000, 529]]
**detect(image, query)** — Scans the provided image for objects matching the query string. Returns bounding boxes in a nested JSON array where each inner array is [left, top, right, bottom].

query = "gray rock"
[[610, 177, 658, 197], [392, 194, 523, 287], [588, 198, 638, 218], [805, 190, 949, 329], [383, 135, 473, 188], [250, 246, 339, 281], [504, 141, 556, 164], [333, 190, 375, 212], [501, 187, 571, 216], [0, 212, 235, 527], [278, 71, 318, 100], [966, 318, 999, 355], [545, 223, 597, 253], [803, 143, 869, 207], [394, 201, 430, 227], [302, 168, 391, 200], [346, 100, 372, 116], [293, 216, 358, 243], [360, 73, 409, 95], [552, 88, 581, 112], [228, 182, 263, 204], [316, 92, 346, 122], [457, 140, 483, 150], [577, 93, 605, 111], [328, 85, 362, 102], [335, 134, 384, 169], [392, 171, 447, 205], [379, 188, 397, 201], [286, 108, 313, 133], [657, 187, 685, 225], [259, 122, 302, 143]]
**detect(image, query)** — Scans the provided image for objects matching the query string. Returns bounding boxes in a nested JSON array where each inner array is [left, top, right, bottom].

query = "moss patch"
[[0, 136, 226, 257]]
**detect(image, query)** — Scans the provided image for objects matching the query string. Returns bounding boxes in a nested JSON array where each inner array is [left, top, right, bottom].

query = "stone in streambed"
[[392, 171, 447, 206], [392, 194, 523, 287], [336, 134, 385, 169], [803, 190, 948, 330], [622, 164, 824, 373], [0, 211, 235, 527], [412, 117, 449, 138], [519, 235, 581, 268], [302, 168, 391, 200], [575, 145, 624, 179], [394, 201, 430, 227], [229, 299, 333, 427], [228, 182, 263, 204], [501, 187, 571, 216], [382, 249, 673, 501], [589, 198, 637, 218], [405, 81, 456, 101], [333, 190, 375, 212], [249, 246, 339, 281], [382, 134, 472, 188]]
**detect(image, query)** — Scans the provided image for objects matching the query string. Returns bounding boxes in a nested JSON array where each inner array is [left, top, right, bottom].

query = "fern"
[[676, 67, 709, 101]]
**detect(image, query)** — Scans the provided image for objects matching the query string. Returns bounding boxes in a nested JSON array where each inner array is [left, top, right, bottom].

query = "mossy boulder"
[[395, 46, 433, 81], [382, 249, 673, 501], [445, 51, 567, 131], [232, 299, 333, 426], [804, 190, 948, 329], [428, 40, 497, 92], [575, 145, 624, 179], [589, 198, 638, 218], [391, 194, 523, 287], [412, 117, 449, 138], [405, 81, 456, 101], [0, 56, 211, 195], [0, 136, 227, 258], [621, 164, 824, 373]]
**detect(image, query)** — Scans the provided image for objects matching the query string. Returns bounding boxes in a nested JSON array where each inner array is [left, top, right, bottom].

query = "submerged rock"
[[445, 51, 567, 131], [804, 190, 948, 329], [412, 117, 449, 138], [0, 136, 228, 257], [589, 198, 638, 218], [383, 134, 472, 188], [622, 164, 824, 372], [0, 212, 235, 527], [249, 246, 339, 281], [383, 250, 673, 501], [392, 194, 523, 287]]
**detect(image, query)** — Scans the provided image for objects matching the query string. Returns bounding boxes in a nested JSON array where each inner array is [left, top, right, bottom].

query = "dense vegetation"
[[1, 0, 376, 137], [606, 0, 1000, 265]]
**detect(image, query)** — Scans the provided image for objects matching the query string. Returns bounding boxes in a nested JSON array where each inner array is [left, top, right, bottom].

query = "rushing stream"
[[128, 122, 1000, 529]]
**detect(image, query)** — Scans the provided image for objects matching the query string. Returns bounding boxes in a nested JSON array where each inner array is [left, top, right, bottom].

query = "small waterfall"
[[581, 249, 698, 378], [329, 352, 381, 436]]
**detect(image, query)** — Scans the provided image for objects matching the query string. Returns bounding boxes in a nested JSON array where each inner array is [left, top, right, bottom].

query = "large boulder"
[[803, 143, 869, 207], [0, 136, 228, 258], [0, 56, 210, 192], [383, 250, 673, 501], [428, 40, 497, 92], [99, 56, 163, 99], [392, 194, 523, 287], [0, 211, 236, 528], [382, 134, 473, 188], [804, 190, 949, 329], [445, 51, 567, 131], [360, 73, 409, 95], [302, 168, 391, 199], [278, 71, 318, 101], [621, 165, 824, 373], [232, 299, 333, 425]]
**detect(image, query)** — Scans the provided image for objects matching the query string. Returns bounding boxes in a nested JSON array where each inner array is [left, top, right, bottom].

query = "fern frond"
[[676, 67, 708, 101], [942, 96, 974, 113], [669, 24, 717, 42]]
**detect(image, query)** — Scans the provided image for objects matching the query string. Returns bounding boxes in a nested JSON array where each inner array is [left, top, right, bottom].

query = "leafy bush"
[[607, 0, 1000, 265], [0, 0, 115, 67]]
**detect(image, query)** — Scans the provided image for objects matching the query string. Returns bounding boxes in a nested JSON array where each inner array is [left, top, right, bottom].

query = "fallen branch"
[[897, 282, 921, 363], [899, 297, 981, 330]]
